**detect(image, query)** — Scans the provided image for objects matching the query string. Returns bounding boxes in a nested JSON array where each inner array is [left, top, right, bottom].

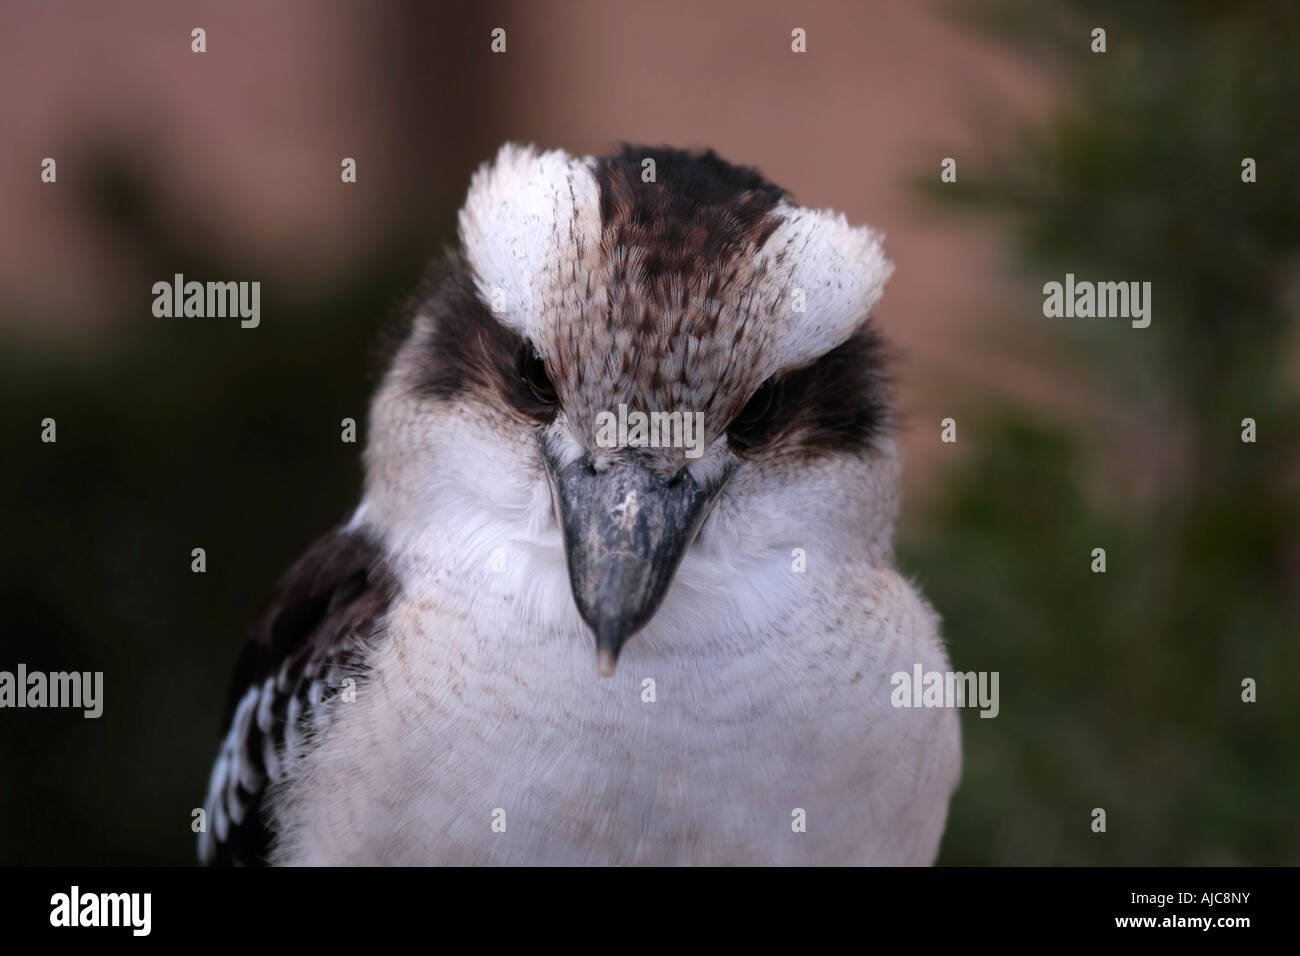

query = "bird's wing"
[[198, 526, 398, 865]]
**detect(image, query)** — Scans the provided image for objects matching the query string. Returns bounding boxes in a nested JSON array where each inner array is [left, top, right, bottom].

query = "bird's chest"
[[280, 592, 869, 864]]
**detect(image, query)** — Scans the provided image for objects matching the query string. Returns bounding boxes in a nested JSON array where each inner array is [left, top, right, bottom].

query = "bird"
[[198, 142, 961, 866]]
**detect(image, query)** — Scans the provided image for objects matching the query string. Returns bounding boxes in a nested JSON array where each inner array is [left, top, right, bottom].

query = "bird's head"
[[365, 143, 898, 675]]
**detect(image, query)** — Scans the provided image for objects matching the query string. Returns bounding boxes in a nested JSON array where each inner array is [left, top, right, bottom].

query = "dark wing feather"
[[198, 526, 398, 865]]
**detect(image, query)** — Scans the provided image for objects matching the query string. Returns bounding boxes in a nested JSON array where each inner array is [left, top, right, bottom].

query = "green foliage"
[[908, 0, 1300, 863]]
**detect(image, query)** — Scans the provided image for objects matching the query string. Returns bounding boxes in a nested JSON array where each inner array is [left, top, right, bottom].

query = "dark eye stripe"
[[518, 342, 559, 405], [411, 255, 556, 423], [727, 378, 782, 448], [728, 329, 891, 458], [410, 254, 888, 447]]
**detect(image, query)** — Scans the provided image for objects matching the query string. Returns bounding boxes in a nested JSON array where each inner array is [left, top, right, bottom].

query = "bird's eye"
[[728, 377, 782, 448], [517, 342, 558, 405]]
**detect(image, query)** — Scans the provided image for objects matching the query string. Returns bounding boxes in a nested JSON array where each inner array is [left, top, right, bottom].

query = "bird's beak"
[[543, 452, 729, 676]]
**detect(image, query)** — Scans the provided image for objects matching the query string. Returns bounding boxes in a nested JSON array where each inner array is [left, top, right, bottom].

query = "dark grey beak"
[[543, 452, 729, 676]]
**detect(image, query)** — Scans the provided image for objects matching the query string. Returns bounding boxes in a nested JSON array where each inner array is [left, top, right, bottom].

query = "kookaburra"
[[200, 143, 961, 865]]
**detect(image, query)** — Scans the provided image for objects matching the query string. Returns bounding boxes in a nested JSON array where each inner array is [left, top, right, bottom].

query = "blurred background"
[[1, 0, 1295, 864]]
